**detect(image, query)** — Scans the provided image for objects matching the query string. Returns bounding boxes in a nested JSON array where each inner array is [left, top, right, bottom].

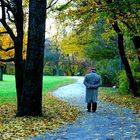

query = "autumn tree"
[[105, 0, 140, 62], [0, 0, 47, 116], [0, 0, 70, 115], [105, 0, 140, 96], [0, 0, 25, 111]]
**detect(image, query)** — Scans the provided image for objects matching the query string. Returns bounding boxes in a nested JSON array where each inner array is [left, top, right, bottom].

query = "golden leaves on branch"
[[0, 27, 27, 61], [90, 14, 99, 24], [58, 32, 85, 57], [0, 29, 14, 64]]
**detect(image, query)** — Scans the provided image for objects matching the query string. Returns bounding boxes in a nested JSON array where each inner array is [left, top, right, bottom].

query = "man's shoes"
[[92, 102, 97, 112], [87, 102, 97, 112], [87, 103, 91, 112]]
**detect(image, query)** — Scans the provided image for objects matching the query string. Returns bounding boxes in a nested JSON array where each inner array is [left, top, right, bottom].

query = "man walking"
[[83, 68, 102, 112]]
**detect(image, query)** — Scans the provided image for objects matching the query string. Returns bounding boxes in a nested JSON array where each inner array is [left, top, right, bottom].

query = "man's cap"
[[91, 68, 96, 70]]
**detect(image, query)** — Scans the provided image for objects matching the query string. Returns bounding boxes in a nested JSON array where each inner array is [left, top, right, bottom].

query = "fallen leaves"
[[0, 94, 79, 140], [99, 92, 140, 114]]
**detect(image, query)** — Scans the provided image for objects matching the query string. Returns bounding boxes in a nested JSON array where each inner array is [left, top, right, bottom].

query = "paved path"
[[32, 77, 140, 140]]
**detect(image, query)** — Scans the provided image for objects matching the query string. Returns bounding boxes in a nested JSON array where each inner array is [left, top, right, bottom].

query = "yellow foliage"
[[106, 18, 110, 24], [90, 14, 99, 24], [0, 33, 14, 63], [58, 31, 90, 58], [0, 27, 27, 61], [91, 1, 98, 7], [102, 29, 116, 43]]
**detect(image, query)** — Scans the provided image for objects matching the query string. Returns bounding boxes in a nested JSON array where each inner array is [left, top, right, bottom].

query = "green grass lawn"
[[99, 87, 119, 96], [0, 75, 75, 104]]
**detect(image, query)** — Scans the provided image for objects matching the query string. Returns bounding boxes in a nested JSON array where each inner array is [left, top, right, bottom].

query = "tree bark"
[[12, 0, 24, 115], [0, 66, 3, 81], [132, 36, 140, 63], [18, 0, 46, 116], [118, 34, 139, 96], [113, 22, 139, 97]]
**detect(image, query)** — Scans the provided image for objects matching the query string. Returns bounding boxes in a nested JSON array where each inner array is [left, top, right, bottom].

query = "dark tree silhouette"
[[17, 0, 46, 116], [0, 0, 46, 116], [113, 21, 139, 97]]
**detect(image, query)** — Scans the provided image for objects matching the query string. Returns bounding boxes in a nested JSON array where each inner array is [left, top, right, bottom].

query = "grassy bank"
[[99, 87, 140, 114], [0, 75, 79, 139]]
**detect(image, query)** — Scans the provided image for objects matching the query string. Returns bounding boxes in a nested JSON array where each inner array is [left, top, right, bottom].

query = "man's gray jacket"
[[83, 72, 102, 103]]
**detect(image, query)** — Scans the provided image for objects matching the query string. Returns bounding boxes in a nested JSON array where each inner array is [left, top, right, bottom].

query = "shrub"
[[118, 71, 129, 95], [43, 65, 52, 75], [134, 72, 140, 96], [96, 59, 120, 87], [5, 63, 15, 75]]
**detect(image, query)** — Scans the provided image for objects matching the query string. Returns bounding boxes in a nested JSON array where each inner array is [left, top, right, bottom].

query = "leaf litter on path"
[[0, 94, 79, 140]]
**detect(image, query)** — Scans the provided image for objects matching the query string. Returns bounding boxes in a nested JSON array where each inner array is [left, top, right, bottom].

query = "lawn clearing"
[[0, 75, 75, 104], [0, 75, 79, 139]]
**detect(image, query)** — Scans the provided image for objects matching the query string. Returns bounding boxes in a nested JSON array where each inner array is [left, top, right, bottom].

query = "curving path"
[[32, 77, 140, 140]]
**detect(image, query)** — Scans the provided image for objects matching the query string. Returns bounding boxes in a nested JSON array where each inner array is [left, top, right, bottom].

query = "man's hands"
[[87, 85, 97, 89]]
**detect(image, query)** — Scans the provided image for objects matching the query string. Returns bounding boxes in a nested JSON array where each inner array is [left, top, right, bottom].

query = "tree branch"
[[0, 57, 15, 62], [0, 20, 16, 42], [0, 46, 15, 52], [47, 0, 59, 9], [0, 31, 8, 35], [121, 20, 136, 33], [6, 9, 15, 23], [4, 0, 15, 16], [56, 0, 73, 11], [0, 0, 16, 42], [1, 0, 6, 21], [112, 21, 121, 33]]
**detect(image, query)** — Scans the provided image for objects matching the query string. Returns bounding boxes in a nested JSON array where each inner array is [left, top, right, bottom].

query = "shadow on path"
[[31, 76, 140, 140]]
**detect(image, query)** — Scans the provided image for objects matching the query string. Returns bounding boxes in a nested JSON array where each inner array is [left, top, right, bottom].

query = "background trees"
[[44, 39, 60, 76], [53, 0, 140, 96]]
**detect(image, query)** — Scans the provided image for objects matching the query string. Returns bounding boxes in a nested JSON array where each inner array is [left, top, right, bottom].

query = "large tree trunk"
[[132, 36, 140, 63], [18, 0, 46, 116], [113, 22, 139, 97], [15, 50, 24, 115], [13, 0, 24, 115]]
